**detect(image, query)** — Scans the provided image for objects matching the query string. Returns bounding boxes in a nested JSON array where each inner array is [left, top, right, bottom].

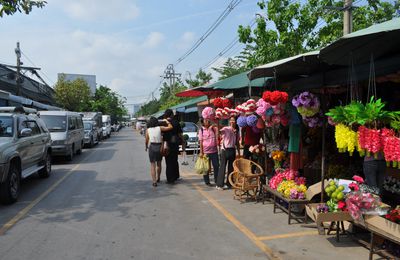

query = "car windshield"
[[40, 115, 66, 132], [84, 122, 92, 130], [183, 122, 197, 132], [0, 116, 13, 137]]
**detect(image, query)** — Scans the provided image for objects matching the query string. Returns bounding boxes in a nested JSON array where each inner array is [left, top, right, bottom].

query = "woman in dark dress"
[[163, 109, 183, 183]]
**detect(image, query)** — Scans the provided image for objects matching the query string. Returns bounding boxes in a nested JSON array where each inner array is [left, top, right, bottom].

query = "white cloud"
[[56, 0, 140, 21], [143, 32, 165, 48], [175, 31, 196, 51]]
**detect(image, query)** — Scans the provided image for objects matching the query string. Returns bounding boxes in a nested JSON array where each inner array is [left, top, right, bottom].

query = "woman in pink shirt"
[[216, 116, 240, 189], [199, 118, 219, 186]]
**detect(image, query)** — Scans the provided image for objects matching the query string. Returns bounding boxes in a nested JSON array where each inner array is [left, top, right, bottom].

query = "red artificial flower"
[[338, 201, 346, 210], [213, 98, 224, 108], [222, 99, 233, 108], [352, 175, 364, 184], [280, 92, 289, 103], [349, 182, 359, 191], [262, 91, 272, 102]]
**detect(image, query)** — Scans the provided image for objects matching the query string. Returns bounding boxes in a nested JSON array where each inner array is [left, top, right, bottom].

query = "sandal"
[[157, 178, 160, 183], [152, 183, 158, 187]]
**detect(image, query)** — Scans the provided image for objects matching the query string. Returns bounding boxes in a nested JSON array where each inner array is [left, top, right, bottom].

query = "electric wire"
[[21, 51, 55, 86], [174, 0, 242, 66]]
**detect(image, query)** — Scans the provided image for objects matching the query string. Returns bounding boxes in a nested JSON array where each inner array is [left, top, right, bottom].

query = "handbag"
[[160, 141, 169, 157]]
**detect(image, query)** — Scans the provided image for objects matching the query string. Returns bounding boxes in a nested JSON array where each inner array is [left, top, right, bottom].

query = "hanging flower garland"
[[334, 124, 358, 155]]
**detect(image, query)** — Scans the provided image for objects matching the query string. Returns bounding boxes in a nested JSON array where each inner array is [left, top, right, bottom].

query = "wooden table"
[[265, 186, 309, 225]]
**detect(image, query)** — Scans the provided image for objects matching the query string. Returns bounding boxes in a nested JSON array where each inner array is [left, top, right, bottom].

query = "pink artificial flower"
[[349, 182, 359, 191], [338, 201, 346, 210], [352, 175, 364, 184]]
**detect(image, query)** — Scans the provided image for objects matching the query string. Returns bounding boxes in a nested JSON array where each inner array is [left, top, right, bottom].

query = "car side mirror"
[[20, 128, 32, 137]]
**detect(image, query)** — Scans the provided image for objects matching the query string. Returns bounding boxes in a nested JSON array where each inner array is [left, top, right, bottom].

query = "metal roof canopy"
[[247, 51, 321, 81], [320, 18, 400, 66], [169, 96, 207, 110], [210, 71, 271, 90]]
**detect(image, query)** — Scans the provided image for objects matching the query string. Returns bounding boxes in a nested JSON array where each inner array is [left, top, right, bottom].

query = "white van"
[[102, 115, 111, 138], [39, 111, 84, 161]]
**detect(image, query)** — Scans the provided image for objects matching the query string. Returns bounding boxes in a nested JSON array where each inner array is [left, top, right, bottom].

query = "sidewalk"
[[178, 154, 375, 260]]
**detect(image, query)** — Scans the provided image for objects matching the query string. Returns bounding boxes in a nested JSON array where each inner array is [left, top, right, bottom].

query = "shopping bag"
[[195, 156, 209, 175]]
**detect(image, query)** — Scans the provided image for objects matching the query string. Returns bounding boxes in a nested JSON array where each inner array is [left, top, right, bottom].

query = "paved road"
[[0, 128, 376, 260], [0, 128, 266, 260]]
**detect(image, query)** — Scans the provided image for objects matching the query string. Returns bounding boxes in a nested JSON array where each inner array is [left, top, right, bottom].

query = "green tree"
[[238, 0, 399, 68], [0, 0, 46, 17], [135, 99, 160, 117], [91, 85, 128, 123], [54, 75, 91, 112], [212, 57, 248, 80], [185, 69, 213, 88], [159, 82, 188, 110]]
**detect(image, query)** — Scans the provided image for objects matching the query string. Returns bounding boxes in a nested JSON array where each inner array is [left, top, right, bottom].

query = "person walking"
[[163, 109, 183, 184], [216, 116, 240, 190], [199, 118, 219, 186], [145, 117, 172, 187]]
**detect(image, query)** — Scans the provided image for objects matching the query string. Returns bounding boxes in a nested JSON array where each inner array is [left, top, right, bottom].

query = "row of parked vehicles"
[[0, 107, 113, 205]]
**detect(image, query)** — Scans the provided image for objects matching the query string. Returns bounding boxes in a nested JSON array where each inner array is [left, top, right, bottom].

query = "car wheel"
[[76, 142, 82, 155], [0, 163, 20, 204], [65, 145, 73, 161], [38, 152, 51, 178]]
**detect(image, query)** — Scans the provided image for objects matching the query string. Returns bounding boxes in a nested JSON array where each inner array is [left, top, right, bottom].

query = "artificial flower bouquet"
[[385, 207, 400, 224], [249, 144, 265, 155], [269, 169, 307, 199], [271, 150, 285, 168], [292, 91, 322, 128]]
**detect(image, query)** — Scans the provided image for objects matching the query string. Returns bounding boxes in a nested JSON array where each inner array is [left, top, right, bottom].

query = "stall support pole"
[[320, 88, 327, 203]]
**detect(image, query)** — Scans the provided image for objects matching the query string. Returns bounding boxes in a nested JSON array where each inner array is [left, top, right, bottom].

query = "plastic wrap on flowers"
[[345, 191, 382, 221], [237, 116, 247, 127], [202, 106, 215, 120], [292, 91, 320, 117], [246, 114, 258, 127]]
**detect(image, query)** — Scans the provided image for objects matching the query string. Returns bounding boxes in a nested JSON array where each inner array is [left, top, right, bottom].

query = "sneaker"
[[216, 186, 223, 190], [222, 185, 229, 190], [205, 182, 212, 186]]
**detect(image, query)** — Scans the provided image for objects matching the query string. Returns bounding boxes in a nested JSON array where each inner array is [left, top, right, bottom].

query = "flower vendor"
[[363, 151, 386, 193], [241, 113, 263, 159]]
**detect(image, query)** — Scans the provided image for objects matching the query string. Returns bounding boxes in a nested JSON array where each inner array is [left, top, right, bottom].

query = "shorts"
[[149, 143, 162, 162]]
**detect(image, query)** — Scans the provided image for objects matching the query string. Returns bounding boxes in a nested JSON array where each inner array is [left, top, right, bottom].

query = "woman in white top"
[[145, 117, 172, 187]]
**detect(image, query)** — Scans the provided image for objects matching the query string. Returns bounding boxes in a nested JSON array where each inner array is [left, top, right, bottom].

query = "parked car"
[[179, 122, 199, 152], [39, 111, 84, 161], [0, 107, 52, 204], [102, 115, 111, 138], [83, 121, 99, 148], [82, 112, 103, 141]]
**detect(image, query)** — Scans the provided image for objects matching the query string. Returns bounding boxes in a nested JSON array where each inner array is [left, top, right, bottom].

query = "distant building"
[[58, 73, 96, 95]]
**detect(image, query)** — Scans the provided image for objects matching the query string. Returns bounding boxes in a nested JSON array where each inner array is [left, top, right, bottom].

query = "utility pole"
[[343, 0, 353, 35], [324, 0, 355, 36], [162, 64, 181, 89], [15, 42, 22, 96]]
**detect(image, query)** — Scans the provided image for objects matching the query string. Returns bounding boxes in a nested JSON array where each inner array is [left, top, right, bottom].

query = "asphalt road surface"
[[0, 128, 267, 260]]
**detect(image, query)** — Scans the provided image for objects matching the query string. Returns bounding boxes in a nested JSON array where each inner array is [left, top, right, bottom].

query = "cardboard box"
[[305, 180, 328, 201], [306, 203, 353, 223]]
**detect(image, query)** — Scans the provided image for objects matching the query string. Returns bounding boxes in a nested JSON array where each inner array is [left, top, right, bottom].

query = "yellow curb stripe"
[[257, 231, 319, 241], [0, 164, 80, 236], [190, 181, 282, 260]]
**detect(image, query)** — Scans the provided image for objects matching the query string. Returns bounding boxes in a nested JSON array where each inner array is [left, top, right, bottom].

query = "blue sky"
[[0, 0, 260, 107]]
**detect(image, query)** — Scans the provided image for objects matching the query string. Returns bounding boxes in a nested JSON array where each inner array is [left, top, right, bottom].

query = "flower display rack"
[[265, 186, 309, 225]]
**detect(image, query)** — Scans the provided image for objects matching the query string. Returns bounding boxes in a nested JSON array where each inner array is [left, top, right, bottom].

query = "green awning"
[[210, 71, 271, 90], [320, 18, 400, 66], [169, 96, 207, 110], [248, 50, 320, 80]]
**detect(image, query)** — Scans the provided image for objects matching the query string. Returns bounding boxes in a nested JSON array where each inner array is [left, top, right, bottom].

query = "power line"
[[174, 0, 242, 66], [20, 51, 55, 86]]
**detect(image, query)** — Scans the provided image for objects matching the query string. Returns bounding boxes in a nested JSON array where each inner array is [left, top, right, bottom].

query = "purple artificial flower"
[[291, 95, 301, 107], [246, 115, 258, 127], [237, 116, 248, 127]]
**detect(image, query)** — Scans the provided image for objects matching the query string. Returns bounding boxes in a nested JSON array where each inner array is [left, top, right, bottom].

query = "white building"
[[58, 73, 96, 95]]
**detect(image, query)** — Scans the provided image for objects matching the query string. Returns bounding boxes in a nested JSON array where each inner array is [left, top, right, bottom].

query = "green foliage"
[[159, 83, 188, 110], [91, 85, 127, 123], [326, 97, 390, 126], [212, 57, 247, 80], [0, 0, 46, 17], [185, 69, 213, 88], [238, 0, 399, 68], [54, 75, 91, 112]]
